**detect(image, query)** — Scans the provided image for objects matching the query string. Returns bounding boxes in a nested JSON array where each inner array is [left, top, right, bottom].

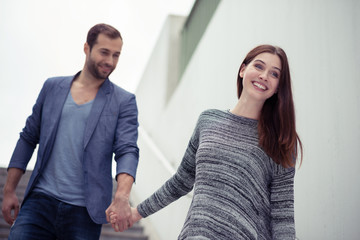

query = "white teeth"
[[253, 82, 266, 90]]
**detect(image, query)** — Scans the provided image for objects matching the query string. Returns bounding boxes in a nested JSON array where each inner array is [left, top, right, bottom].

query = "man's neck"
[[76, 69, 105, 89]]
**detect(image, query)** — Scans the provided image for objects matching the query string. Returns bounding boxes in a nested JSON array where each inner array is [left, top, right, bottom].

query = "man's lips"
[[100, 65, 112, 73]]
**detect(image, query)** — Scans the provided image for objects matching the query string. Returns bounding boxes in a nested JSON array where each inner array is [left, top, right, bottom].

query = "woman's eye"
[[271, 72, 279, 78], [255, 64, 263, 70]]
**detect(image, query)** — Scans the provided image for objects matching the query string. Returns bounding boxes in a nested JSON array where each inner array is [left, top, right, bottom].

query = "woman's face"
[[240, 52, 281, 102]]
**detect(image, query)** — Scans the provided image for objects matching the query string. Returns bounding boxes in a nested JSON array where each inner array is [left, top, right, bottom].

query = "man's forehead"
[[94, 34, 122, 50], [97, 33, 122, 42]]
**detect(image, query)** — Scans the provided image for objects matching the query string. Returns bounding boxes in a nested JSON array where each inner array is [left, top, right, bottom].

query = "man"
[[2, 23, 139, 239]]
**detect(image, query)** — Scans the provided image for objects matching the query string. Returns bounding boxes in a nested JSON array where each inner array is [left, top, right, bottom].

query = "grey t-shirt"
[[34, 92, 93, 206]]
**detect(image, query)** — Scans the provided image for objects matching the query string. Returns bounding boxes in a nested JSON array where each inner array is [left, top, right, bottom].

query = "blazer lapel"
[[52, 77, 73, 118], [83, 79, 111, 148], [40, 76, 73, 168]]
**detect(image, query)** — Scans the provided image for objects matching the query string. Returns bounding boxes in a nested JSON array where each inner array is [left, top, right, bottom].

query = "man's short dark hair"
[[86, 23, 122, 50]]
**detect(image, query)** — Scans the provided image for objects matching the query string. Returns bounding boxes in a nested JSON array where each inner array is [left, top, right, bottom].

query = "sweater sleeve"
[[270, 166, 296, 239], [137, 115, 202, 218]]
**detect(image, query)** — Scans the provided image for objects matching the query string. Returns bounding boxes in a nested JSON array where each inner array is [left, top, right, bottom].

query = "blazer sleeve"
[[8, 80, 50, 171], [113, 93, 140, 180]]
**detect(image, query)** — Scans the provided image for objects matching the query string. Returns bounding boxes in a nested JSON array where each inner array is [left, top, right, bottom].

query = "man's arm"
[[106, 92, 139, 232], [105, 173, 134, 232], [2, 80, 50, 225], [2, 168, 24, 225]]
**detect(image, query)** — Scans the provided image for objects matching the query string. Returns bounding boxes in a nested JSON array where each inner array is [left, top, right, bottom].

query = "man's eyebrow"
[[254, 59, 281, 71], [99, 48, 121, 55]]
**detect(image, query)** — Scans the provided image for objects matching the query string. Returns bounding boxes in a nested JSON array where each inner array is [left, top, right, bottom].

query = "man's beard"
[[86, 57, 114, 80]]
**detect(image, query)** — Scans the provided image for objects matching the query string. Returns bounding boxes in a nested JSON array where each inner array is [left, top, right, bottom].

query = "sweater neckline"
[[224, 109, 258, 127]]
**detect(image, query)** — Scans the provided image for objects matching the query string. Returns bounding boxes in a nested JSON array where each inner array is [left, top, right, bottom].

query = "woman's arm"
[[270, 167, 296, 239], [137, 139, 197, 218], [136, 112, 203, 218]]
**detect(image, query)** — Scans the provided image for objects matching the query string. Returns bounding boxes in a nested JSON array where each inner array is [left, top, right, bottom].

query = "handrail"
[[138, 126, 176, 175], [138, 126, 193, 199]]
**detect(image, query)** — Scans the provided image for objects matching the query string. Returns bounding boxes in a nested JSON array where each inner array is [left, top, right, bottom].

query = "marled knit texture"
[[138, 109, 296, 239]]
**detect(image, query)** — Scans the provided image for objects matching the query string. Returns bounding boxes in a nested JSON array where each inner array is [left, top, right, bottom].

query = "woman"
[[111, 44, 302, 239]]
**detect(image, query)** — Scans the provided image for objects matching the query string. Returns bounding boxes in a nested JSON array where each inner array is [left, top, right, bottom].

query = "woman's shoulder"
[[196, 109, 228, 124], [199, 109, 228, 119], [192, 109, 223, 129], [199, 109, 257, 126]]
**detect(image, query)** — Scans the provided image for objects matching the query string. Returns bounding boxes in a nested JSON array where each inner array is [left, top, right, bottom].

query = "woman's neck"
[[230, 95, 264, 120]]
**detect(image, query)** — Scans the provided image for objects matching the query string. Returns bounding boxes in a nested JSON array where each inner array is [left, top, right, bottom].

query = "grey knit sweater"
[[137, 109, 296, 239]]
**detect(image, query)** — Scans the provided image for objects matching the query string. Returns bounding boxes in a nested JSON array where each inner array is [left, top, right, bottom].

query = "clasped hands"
[[105, 194, 142, 232], [107, 207, 142, 232]]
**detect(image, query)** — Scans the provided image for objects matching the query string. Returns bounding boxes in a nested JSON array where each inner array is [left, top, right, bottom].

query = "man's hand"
[[105, 194, 133, 232], [2, 190, 19, 225], [2, 168, 23, 225], [105, 173, 135, 232], [109, 207, 142, 231]]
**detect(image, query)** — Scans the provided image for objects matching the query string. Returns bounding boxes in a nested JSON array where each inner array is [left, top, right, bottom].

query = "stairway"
[[0, 167, 148, 240]]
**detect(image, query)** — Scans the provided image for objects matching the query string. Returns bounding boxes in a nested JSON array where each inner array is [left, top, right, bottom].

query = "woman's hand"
[[109, 207, 142, 222], [109, 207, 142, 232], [131, 207, 143, 223]]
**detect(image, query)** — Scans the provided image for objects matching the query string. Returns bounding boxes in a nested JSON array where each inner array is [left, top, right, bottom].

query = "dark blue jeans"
[[8, 191, 102, 240]]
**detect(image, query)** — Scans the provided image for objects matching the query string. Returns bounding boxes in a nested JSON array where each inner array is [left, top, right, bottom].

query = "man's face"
[[85, 33, 123, 80]]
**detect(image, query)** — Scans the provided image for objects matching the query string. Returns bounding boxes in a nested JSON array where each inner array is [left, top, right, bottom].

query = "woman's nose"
[[259, 71, 268, 81]]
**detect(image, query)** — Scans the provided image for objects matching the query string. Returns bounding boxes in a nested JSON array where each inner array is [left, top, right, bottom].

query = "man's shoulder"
[[47, 75, 73, 80], [45, 74, 74, 85], [36, 75, 74, 94], [108, 80, 135, 97]]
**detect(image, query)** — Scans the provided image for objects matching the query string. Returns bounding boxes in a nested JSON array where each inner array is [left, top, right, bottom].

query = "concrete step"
[[100, 224, 149, 240]]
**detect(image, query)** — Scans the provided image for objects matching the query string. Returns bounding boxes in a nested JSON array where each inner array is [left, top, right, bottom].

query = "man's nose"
[[104, 56, 114, 67]]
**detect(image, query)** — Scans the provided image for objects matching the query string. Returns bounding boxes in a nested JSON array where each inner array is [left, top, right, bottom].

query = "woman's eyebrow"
[[254, 59, 281, 71]]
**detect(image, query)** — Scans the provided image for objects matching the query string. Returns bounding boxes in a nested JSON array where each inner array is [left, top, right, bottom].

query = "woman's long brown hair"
[[237, 45, 303, 168]]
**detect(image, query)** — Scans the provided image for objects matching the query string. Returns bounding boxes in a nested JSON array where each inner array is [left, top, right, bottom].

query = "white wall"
[[134, 0, 360, 239], [133, 15, 193, 240]]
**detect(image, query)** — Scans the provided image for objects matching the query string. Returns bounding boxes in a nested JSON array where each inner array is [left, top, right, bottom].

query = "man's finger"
[[121, 221, 129, 232], [13, 206, 19, 221], [127, 220, 133, 228], [3, 208, 13, 225], [110, 214, 117, 224], [105, 210, 110, 222], [111, 222, 119, 232]]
